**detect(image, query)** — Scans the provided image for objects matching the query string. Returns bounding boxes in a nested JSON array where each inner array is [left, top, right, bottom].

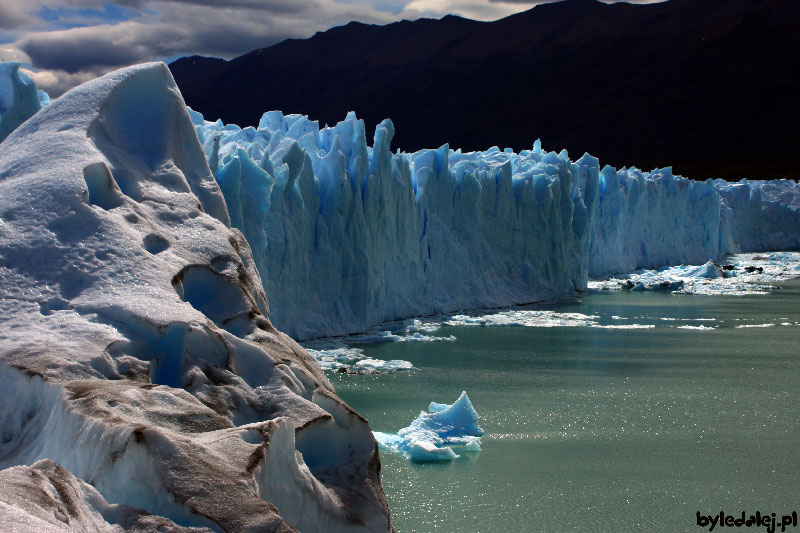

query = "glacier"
[[190, 108, 800, 340], [0, 63, 392, 532], [2, 58, 800, 530], [192, 109, 598, 340], [589, 167, 800, 277]]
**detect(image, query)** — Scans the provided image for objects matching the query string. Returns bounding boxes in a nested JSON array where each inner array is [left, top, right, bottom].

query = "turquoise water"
[[331, 280, 800, 532]]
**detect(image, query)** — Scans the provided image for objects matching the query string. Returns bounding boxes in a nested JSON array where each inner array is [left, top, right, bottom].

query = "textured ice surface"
[[0, 63, 391, 532], [0, 460, 210, 532], [716, 179, 800, 253], [589, 168, 800, 277], [374, 392, 483, 462], [191, 107, 800, 340], [192, 109, 597, 339], [0, 62, 41, 143], [589, 252, 800, 295]]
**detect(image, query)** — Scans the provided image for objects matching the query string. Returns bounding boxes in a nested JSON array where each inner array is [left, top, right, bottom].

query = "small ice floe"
[[677, 325, 717, 330], [590, 324, 655, 330], [374, 391, 484, 461], [443, 310, 599, 328], [302, 341, 413, 374]]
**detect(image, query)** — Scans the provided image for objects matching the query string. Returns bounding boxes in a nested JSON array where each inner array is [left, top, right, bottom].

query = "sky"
[[0, 0, 663, 96]]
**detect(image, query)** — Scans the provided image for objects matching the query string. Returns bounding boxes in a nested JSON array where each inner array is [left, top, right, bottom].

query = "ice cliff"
[[589, 168, 800, 277], [192, 111, 598, 339], [0, 63, 392, 532], [191, 109, 800, 338]]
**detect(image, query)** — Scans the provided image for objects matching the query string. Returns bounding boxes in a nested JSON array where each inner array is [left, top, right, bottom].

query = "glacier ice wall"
[[192, 110, 599, 339], [588, 166, 727, 277], [715, 178, 800, 254], [193, 108, 800, 337], [589, 168, 800, 277], [0, 63, 392, 532]]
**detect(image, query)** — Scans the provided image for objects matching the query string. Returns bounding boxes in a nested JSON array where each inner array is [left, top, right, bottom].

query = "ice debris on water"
[[302, 342, 414, 374], [374, 391, 484, 461], [589, 252, 800, 295]]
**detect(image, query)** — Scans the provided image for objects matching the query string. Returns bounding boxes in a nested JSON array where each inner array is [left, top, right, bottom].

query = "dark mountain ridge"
[[170, 0, 800, 180]]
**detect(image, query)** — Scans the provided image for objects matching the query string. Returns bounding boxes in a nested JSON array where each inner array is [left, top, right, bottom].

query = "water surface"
[[332, 280, 800, 531]]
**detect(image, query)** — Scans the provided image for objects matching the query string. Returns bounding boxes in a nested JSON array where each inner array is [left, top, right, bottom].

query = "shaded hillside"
[[170, 0, 800, 180]]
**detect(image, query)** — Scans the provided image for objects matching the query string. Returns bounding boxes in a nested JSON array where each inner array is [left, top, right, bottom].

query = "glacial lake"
[[331, 279, 800, 532]]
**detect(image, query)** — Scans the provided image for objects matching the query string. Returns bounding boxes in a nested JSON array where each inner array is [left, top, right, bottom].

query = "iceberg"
[[0, 63, 391, 531], [374, 391, 484, 462]]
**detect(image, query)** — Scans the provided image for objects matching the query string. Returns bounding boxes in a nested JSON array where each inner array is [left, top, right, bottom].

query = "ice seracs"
[[191, 107, 800, 341], [0, 62, 391, 532], [192, 108, 598, 340]]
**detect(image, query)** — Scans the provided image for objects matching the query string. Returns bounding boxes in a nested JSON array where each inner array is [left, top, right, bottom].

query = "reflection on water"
[[333, 279, 800, 532]]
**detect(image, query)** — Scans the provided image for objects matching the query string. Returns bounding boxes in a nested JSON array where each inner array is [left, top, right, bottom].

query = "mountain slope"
[[170, 0, 800, 180]]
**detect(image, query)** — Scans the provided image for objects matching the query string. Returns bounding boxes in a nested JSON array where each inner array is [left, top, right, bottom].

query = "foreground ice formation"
[[0, 63, 392, 531], [0, 460, 211, 532], [374, 392, 483, 461], [190, 107, 800, 340]]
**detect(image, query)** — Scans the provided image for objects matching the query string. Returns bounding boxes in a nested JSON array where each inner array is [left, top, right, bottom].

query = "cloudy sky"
[[0, 0, 662, 95]]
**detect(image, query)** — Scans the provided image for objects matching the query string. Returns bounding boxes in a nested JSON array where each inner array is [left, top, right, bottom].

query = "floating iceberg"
[[374, 391, 484, 461], [0, 63, 391, 531]]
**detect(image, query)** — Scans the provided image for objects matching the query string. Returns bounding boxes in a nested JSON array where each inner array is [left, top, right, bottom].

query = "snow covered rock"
[[0, 62, 42, 143], [0, 63, 392, 532]]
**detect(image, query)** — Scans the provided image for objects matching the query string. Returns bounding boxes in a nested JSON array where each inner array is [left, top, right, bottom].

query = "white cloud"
[[21, 66, 106, 95], [2, 0, 408, 95], [1, 0, 670, 96]]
